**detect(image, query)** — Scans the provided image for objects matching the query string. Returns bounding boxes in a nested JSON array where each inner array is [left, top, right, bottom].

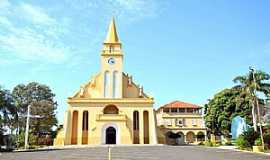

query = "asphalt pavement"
[[1, 145, 269, 160]]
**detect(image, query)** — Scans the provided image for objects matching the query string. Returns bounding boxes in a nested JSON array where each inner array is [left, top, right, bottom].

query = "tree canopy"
[[12, 82, 58, 135], [233, 70, 270, 97], [233, 70, 270, 130], [204, 88, 252, 136], [204, 70, 270, 136], [0, 87, 16, 135]]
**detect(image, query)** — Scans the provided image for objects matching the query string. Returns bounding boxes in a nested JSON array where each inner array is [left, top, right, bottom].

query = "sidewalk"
[[215, 145, 270, 156]]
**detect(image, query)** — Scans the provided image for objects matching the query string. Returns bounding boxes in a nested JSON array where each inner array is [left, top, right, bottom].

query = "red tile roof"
[[158, 101, 201, 111]]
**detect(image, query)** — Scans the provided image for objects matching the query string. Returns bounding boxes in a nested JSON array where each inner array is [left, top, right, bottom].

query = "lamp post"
[[249, 66, 265, 150]]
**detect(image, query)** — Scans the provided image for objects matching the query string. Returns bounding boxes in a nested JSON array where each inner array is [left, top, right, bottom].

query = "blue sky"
[[0, 0, 269, 124]]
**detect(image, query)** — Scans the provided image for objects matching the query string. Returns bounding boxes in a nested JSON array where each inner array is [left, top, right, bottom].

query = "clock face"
[[108, 57, 115, 65]]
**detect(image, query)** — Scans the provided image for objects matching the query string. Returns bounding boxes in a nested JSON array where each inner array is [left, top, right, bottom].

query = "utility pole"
[[249, 67, 265, 150]]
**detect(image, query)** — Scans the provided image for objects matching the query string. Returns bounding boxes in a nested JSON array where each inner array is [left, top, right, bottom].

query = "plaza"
[[1, 145, 270, 160]]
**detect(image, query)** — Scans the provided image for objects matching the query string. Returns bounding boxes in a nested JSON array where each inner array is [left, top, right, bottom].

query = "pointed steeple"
[[101, 17, 123, 56], [104, 17, 120, 44]]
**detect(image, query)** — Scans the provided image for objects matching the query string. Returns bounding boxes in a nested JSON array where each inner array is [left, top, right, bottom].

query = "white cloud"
[[0, 28, 70, 63], [19, 3, 56, 26], [66, 0, 164, 23], [0, 16, 12, 27], [0, 2, 72, 64], [0, 0, 11, 9], [0, 0, 167, 65], [0, 58, 12, 65]]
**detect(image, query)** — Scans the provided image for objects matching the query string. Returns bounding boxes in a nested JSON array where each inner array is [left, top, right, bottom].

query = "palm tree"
[[233, 70, 270, 131]]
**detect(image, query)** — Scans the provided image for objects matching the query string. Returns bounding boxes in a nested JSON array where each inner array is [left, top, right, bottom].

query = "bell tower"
[[101, 18, 123, 98]]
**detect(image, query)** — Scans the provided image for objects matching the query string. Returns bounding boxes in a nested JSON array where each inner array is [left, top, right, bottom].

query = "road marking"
[[108, 146, 111, 160]]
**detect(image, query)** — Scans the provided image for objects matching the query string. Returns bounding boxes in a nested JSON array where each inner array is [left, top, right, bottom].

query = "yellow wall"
[[156, 109, 207, 144], [54, 100, 157, 146]]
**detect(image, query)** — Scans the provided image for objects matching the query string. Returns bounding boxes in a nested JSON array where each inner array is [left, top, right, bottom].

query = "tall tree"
[[204, 88, 252, 137], [0, 87, 16, 135], [233, 70, 270, 131], [12, 82, 58, 135]]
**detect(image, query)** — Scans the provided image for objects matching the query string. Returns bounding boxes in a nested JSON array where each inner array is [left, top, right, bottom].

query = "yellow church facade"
[[54, 18, 157, 145]]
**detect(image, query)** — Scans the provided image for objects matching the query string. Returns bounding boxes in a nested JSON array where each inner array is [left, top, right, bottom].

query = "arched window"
[[143, 111, 149, 144], [133, 111, 140, 144], [103, 105, 119, 114], [133, 111, 139, 130], [196, 132, 205, 142], [82, 111, 89, 144], [104, 71, 110, 98], [186, 131, 195, 143], [82, 111, 88, 131], [113, 71, 118, 98], [71, 111, 78, 144]]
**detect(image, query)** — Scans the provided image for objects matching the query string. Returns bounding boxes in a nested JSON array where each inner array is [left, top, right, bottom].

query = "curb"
[[212, 146, 270, 156], [233, 148, 270, 156], [14, 144, 165, 152]]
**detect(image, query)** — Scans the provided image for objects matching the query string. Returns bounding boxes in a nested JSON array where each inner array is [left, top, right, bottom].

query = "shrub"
[[198, 141, 205, 145], [254, 138, 262, 146], [16, 132, 38, 148], [225, 141, 232, 145], [235, 128, 261, 149], [263, 132, 270, 147], [241, 128, 260, 146], [235, 135, 249, 149], [205, 141, 214, 147]]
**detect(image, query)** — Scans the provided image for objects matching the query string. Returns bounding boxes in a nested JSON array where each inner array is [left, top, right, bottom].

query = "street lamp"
[[249, 66, 265, 150]]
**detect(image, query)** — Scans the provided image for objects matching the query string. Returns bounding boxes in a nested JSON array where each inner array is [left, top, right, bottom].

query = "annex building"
[[54, 18, 157, 145], [156, 101, 207, 145]]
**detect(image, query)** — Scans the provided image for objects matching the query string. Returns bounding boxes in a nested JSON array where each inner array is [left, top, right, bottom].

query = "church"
[[54, 18, 158, 145]]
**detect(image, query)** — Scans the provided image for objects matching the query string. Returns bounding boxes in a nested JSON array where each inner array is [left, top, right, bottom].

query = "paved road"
[[1, 145, 269, 160]]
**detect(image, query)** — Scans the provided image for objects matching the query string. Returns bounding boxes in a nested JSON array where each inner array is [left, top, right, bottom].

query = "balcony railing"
[[161, 113, 202, 118], [164, 112, 202, 115]]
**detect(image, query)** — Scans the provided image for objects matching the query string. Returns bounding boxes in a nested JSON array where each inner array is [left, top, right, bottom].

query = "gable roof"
[[158, 100, 201, 111]]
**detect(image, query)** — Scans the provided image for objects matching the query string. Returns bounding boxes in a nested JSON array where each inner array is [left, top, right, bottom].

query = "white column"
[[149, 109, 158, 144], [64, 110, 71, 145], [88, 110, 91, 144]]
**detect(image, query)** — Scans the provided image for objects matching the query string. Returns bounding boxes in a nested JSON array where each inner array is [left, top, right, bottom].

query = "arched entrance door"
[[106, 127, 116, 144], [176, 132, 185, 145], [166, 131, 184, 145], [186, 131, 195, 143]]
